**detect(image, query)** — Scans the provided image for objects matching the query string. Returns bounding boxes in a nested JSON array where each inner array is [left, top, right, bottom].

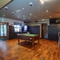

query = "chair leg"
[[58, 42, 60, 47], [58, 44, 59, 47]]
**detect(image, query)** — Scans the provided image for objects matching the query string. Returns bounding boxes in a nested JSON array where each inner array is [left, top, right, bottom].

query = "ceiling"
[[0, 0, 60, 21]]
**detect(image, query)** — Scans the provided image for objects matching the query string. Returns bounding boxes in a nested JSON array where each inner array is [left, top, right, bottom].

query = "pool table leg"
[[25, 40, 26, 44], [18, 38, 20, 44], [32, 39, 34, 48], [38, 39, 40, 44]]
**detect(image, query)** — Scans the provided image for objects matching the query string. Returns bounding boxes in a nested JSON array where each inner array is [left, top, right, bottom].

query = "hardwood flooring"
[[0, 39, 60, 60]]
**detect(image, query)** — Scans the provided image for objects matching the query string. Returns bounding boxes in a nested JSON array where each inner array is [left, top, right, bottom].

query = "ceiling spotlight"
[[23, 18, 25, 20], [29, 2, 33, 6], [12, 12, 14, 14], [16, 9, 21, 13], [46, 10, 48, 12], [30, 13, 32, 16], [18, 17, 19, 18], [3, 15, 5, 17], [40, 0, 44, 4], [35, 16, 36, 18], [29, 17, 30, 19], [23, 15, 25, 17], [56, 20, 58, 23], [50, 16, 51, 18], [22, 8, 24, 10], [5, 6, 8, 10], [42, 19, 45, 21]]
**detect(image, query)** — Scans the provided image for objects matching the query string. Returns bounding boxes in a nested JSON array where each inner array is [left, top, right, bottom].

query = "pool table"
[[17, 34, 40, 47]]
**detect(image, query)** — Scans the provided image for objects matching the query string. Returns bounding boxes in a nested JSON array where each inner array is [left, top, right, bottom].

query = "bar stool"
[[58, 32, 60, 47]]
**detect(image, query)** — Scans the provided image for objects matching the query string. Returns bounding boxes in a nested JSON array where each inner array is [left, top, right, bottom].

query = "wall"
[[42, 24, 48, 38], [0, 17, 24, 26], [25, 19, 49, 26], [48, 24, 60, 41], [28, 26, 40, 34]]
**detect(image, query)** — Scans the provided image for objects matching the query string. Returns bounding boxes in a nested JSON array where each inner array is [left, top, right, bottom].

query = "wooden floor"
[[0, 39, 60, 60]]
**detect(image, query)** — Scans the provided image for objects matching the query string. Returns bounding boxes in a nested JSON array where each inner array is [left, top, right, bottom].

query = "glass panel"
[[3, 24, 7, 36], [0, 25, 1, 36], [0, 24, 7, 36], [1, 25, 3, 36]]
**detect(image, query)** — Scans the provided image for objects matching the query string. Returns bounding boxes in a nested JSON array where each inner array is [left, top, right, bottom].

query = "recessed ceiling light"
[[18, 17, 19, 18], [30, 13, 32, 16], [16, 9, 21, 13], [42, 19, 45, 21], [22, 8, 24, 10], [50, 16, 51, 18], [28, 17, 30, 19], [56, 20, 58, 23], [3, 15, 5, 17], [23, 15, 25, 17], [5, 6, 8, 10], [35, 16, 36, 18], [23, 18, 25, 20], [12, 12, 14, 14], [29, 2, 33, 6], [40, 0, 44, 4], [46, 10, 48, 12]]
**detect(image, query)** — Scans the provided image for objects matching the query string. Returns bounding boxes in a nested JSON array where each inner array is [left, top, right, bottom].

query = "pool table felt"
[[19, 34, 38, 36]]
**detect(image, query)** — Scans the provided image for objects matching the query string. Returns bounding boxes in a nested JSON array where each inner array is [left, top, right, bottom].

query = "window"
[[14, 25, 22, 32]]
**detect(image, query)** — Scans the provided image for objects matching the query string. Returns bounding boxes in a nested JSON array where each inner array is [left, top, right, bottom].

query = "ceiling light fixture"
[[23, 15, 25, 17], [28, 17, 30, 19], [16, 9, 21, 13], [5, 6, 8, 10], [22, 8, 24, 10], [23, 18, 25, 20], [40, 0, 44, 4], [35, 16, 36, 18], [29, 2, 33, 6], [46, 10, 48, 12], [30, 13, 32, 16], [3, 15, 5, 17], [12, 12, 14, 14], [43, 0, 51, 2], [56, 20, 58, 23], [18, 17, 19, 18], [50, 16, 51, 18]]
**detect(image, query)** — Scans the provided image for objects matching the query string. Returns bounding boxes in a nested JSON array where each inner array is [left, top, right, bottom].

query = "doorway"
[[42, 24, 48, 38]]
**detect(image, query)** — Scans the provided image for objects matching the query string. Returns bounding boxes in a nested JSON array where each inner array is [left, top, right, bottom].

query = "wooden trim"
[[0, 22, 9, 39], [0, 0, 13, 10], [0, 22, 9, 24]]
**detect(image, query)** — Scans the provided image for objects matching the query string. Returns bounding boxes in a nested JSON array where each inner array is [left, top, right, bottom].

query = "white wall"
[[0, 17, 24, 26]]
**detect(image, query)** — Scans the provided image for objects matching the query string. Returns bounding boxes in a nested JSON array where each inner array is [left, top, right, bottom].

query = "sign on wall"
[[2, 17, 5, 22]]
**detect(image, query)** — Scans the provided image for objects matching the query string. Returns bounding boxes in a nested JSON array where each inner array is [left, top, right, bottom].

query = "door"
[[0, 22, 9, 39], [42, 24, 48, 38]]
